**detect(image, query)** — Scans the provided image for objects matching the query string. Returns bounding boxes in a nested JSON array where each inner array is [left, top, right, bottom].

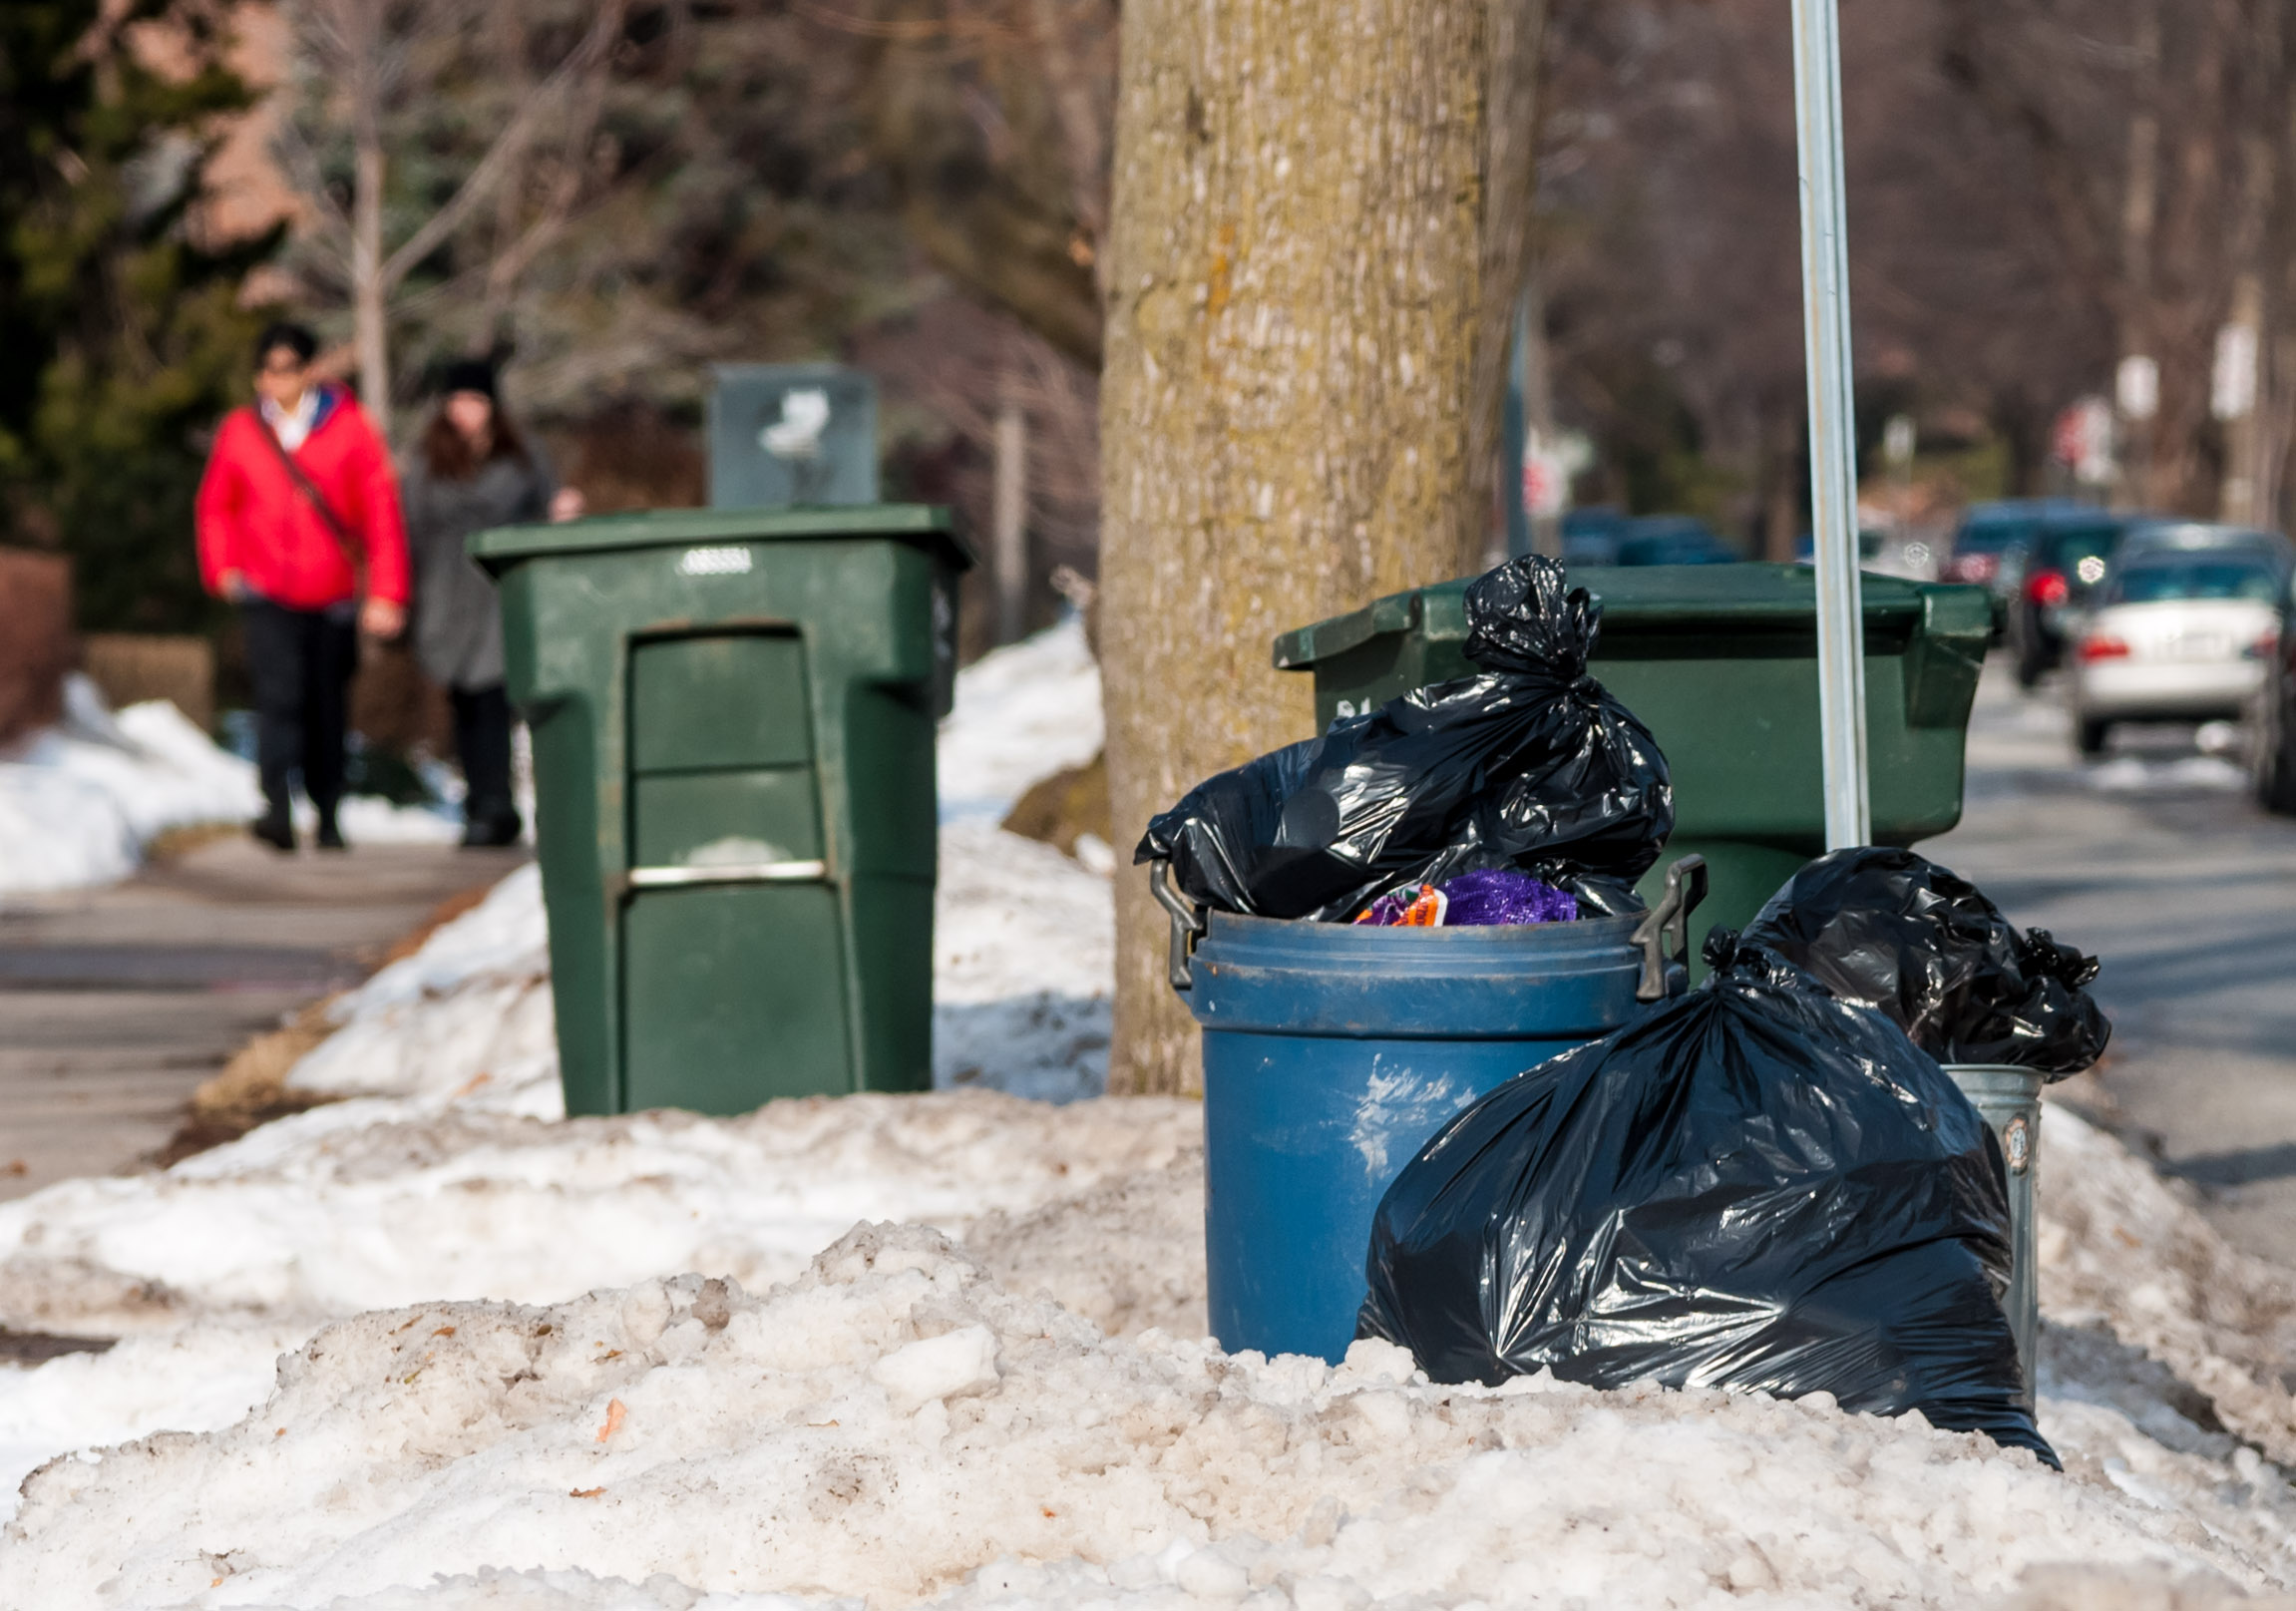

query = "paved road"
[[0, 836, 524, 1201], [1930, 663, 2296, 1267]]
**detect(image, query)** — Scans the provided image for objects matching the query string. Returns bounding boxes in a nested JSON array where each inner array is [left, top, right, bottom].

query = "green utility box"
[[472, 505, 970, 1116], [1271, 564, 1991, 963]]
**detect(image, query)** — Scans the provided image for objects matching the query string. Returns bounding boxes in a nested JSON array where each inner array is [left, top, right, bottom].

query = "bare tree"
[[1939, 0, 2286, 517], [275, 0, 626, 421]]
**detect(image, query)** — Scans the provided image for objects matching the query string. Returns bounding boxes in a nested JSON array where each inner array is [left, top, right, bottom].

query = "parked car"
[[2112, 520, 2293, 574], [1941, 499, 2085, 589], [2000, 512, 2138, 688], [2251, 567, 2296, 814], [1615, 516, 1737, 566], [2067, 546, 2290, 757], [1792, 528, 1889, 566], [1561, 508, 1628, 568]]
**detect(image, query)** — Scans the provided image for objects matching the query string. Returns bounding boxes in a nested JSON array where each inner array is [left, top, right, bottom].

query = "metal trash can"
[[1271, 564, 1992, 969], [1156, 856, 1708, 1364], [472, 505, 971, 1116], [1944, 1064, 2044, 1401]]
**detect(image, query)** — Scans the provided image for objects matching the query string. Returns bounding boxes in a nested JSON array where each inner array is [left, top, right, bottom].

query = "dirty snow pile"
[[10, 1196, 2296, 1611], [11, 617, 2296, 1605], [0, 615, 1131, 1524], [0, 673, 458, 896]]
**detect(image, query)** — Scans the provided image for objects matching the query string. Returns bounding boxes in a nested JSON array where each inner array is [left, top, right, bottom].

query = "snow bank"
[[932, 822, 1112, 1104], [935, 616, 1102, 824], [7, 1223, 2294, 1611], [11, 619, 2296, 1606], [0, 674, 465, 895], [0, 679, 260, 893], [0, 1093, 1197, 1337], [2038, 1102, 2296, 1466], [271, 821, 1111, 1115], [9, 1091, 2296, 1609]]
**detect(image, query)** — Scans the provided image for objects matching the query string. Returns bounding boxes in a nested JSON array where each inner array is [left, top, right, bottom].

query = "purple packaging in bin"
[[1439, 869, 1577, 926], [1356, 869, 1577, 927]]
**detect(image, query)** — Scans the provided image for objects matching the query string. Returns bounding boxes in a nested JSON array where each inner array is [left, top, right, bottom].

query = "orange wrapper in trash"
[[1354, 884, 1448, 926]]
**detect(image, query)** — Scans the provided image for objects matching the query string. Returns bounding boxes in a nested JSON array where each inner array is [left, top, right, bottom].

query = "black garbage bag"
[[1134, 557, 1673, 921], [1357, 931, 2054, 1464], [1738, 846, 2109, 1076]]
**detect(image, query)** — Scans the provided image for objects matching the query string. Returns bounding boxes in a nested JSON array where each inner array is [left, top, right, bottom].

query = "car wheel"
[[2076, 716, 2112, 758], [2260, 701, 2296, 816]]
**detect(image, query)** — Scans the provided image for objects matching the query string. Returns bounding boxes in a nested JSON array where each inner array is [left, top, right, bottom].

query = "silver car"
[[2067, 546, 2288, 756]]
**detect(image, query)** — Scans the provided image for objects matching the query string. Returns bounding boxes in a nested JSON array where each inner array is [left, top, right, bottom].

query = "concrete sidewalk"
[[0, 836, 525, 1201]]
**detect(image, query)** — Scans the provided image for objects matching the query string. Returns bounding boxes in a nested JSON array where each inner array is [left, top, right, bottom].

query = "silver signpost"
[[1790, 0, 1871, 848]]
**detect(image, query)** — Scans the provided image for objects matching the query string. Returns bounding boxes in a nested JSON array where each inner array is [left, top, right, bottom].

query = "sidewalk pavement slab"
[[0, 836, 525, 1202]]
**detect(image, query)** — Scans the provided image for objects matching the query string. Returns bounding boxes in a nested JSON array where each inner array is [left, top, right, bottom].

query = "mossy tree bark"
[[1099, 0, 1545, 1094]]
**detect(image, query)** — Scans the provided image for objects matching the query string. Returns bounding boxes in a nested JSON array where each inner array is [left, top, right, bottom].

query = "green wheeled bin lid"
[[470, 501, 974, 573]]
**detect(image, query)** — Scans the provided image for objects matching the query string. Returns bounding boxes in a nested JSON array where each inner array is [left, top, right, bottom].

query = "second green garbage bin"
[[472, 505, 970, 1116], [1271, 564, 1991, 958]]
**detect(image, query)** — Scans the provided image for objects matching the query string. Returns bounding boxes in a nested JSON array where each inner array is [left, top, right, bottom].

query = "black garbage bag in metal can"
[[1737, 846, 2108, 1077]]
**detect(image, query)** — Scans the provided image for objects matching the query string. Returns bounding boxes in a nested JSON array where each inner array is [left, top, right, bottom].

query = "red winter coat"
[[195, 386, 410, 608]]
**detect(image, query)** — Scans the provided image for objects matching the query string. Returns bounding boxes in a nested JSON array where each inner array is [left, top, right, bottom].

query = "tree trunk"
[[2116, 0, 2160, 511], [1098, 0, 1542, 1095], [346, 96, 388, 422]]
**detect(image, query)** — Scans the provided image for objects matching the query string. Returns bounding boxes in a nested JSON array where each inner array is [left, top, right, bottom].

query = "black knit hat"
[[439, 357, 498, 399]]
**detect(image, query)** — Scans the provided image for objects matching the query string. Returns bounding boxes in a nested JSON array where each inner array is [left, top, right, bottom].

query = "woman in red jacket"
[[195, 322, 410, 851]]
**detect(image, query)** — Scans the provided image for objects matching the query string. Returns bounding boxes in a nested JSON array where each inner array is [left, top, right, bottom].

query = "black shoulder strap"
[[253, 408, 363, 567]]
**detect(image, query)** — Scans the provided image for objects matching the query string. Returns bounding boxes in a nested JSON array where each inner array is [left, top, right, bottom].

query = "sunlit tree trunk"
[[1098, 0, 1544, 1095]]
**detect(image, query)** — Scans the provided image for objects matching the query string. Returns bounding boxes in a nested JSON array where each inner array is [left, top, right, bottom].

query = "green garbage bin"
[[471, 505, 971, 1116], [1270, 564, 1990, 962]]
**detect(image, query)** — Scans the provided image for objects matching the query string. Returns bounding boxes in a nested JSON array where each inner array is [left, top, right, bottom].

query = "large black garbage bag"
[[1358, 933, 2055, 1464], [1738, 846, 2109, 1076], [1135, 557, 1673, 921]]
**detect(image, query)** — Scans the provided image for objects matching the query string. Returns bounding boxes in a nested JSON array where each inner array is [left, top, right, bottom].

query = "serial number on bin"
[[677, 546, 754, 577]]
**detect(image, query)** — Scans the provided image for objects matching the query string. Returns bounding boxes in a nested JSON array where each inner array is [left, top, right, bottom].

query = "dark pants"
[[451, 683, 517, 822], [242, 599, 359, 825]]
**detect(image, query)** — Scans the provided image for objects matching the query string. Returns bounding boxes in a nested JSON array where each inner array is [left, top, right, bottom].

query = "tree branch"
[[379, 0, 624, 291]]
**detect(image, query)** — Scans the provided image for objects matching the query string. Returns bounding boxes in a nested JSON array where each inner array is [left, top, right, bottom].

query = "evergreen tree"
[[0, 2, 274, 631]]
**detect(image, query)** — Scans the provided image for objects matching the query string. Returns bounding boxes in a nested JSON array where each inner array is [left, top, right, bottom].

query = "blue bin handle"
[[1631, 854, 1710, 1003], [1150, 860, 1208, 992]]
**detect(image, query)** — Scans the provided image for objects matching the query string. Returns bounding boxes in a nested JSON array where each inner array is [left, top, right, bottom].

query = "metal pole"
[[1503, 291, 1532, 560], [1789, 0, 1869, 848]]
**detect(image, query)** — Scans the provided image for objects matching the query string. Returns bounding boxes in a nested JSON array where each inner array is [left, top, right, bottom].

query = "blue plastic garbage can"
[[1154, 858, 1707, 1363]]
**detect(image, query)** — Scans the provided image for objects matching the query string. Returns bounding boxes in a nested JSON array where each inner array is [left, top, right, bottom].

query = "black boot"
[[314, 811, 347, 852], [250, 807, 296, 853], [461, 803, 523, 849]]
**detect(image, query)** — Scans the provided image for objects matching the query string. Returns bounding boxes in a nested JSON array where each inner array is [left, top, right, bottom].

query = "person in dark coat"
[[401, 359, 582, 847]]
